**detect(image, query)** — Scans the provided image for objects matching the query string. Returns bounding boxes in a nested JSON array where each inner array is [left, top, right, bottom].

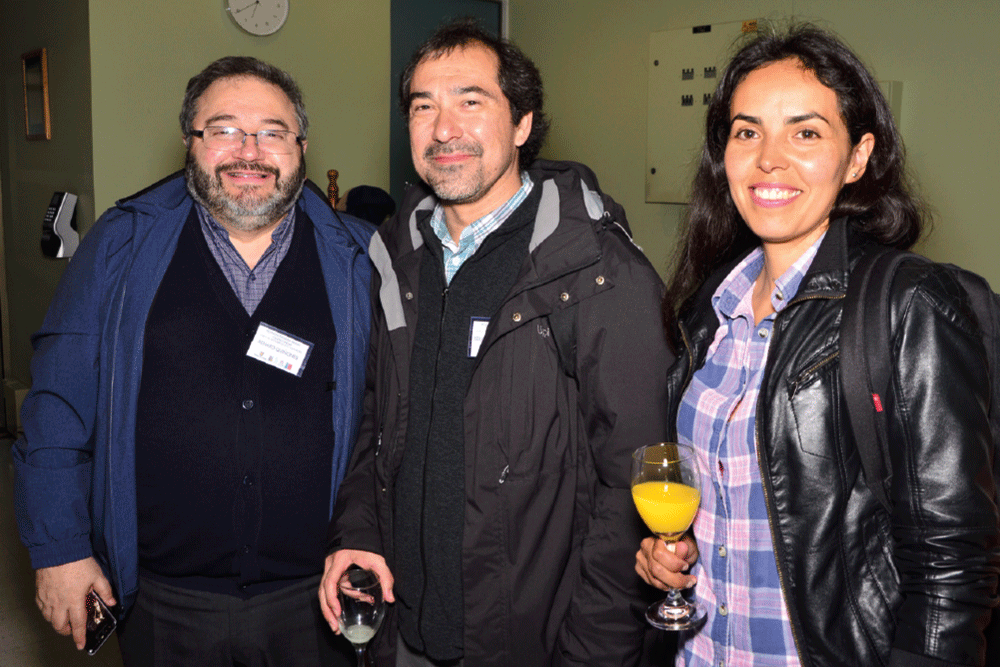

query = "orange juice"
[[632, 481, 700, 539]]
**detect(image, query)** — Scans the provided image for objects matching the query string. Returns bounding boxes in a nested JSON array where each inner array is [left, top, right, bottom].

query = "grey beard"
[[185, 152, 306, 232]]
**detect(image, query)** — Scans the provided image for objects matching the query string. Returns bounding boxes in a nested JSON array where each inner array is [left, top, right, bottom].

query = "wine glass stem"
[[355, 645, 366, 667], [666, 586, 684, 607]]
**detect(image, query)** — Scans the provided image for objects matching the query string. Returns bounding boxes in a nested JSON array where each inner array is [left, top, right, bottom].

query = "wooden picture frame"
[[22, 48, 51, 140]]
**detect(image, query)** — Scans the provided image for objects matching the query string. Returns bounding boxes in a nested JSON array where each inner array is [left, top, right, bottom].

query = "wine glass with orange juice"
[[631, 442, 704, 630]]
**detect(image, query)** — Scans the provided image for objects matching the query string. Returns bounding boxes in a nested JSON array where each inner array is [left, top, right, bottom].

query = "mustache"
[[215, 160, 279, 178], [424, 142, 483, 160]]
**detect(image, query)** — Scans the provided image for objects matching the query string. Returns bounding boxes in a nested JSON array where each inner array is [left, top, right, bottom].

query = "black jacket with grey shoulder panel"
[[329, 160, 674, 666]]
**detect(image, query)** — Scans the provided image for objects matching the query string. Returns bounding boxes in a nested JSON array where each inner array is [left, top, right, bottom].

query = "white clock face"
[[227, 0, 289, 36]]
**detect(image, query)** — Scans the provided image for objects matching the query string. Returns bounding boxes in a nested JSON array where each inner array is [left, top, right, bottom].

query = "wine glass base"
[[645, 598, 706, 632]]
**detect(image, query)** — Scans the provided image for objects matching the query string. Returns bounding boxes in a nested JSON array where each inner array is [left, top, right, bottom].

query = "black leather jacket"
[[665, 219, 999, 667]]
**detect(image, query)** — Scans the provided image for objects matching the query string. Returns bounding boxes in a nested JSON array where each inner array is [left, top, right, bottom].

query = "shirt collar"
[[712, 231, 827, 321], [195, 202, 296, 247], [428, 172, 533, 252]]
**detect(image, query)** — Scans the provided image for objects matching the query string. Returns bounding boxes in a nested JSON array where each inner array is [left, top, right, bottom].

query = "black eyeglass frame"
[[188, 126, 304, 153]]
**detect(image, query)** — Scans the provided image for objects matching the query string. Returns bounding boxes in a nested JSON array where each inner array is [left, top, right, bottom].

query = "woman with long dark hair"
[[637, 25, 998, 666]]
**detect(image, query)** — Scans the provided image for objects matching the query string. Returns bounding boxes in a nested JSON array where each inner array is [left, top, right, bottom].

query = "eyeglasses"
[[188, 126, 303, 154]]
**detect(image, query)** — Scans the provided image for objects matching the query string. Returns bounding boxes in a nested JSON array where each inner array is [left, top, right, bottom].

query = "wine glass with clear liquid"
[[632, 442, 705, 630], [338, 567, 385, 667]]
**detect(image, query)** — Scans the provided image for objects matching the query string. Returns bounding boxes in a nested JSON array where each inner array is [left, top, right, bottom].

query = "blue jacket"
[[12, 172, 374, 613]]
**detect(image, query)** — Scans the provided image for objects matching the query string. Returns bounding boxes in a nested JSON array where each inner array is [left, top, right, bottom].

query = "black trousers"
[[117, 574, 354, 667]]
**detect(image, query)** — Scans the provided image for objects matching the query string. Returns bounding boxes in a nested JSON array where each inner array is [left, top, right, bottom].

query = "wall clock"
[[227, 0, 289, 36]]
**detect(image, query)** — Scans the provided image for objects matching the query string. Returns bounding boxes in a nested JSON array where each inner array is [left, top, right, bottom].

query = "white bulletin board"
[[646, 20, 759, 204]]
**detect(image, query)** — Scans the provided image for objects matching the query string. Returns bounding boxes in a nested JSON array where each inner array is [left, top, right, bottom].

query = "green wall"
[[509, 0, 1000, 284], [88, 1, 391, 215]]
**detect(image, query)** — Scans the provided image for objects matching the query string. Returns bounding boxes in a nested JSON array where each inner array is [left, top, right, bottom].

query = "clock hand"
[[232, 0, 260, 15]]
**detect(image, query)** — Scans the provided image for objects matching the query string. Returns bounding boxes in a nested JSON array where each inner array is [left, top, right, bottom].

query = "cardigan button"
[[595, 275, 605, 285], [560, 292, 570, 302], [512, 312, 522, 323], [405, 291, 413, 300], [242, 399, 254, 410]]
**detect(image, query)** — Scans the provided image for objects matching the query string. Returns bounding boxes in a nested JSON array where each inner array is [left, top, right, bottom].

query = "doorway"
[[389, 0, 505, 206]]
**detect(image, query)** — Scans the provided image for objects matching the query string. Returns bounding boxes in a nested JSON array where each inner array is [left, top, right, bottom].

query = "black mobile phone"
[[84, 591, 117, 656]]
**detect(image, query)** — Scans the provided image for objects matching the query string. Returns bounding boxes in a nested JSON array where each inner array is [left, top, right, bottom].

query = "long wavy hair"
[[662, 24, 926, 346]]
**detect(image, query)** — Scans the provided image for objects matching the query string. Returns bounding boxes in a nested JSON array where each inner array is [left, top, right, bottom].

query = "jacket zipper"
[[375, 371, 391, 458], [753, 291, 841, 666]]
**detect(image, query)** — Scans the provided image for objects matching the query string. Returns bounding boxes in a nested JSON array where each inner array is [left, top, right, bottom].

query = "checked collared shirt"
[[676, 234, 824, 667]]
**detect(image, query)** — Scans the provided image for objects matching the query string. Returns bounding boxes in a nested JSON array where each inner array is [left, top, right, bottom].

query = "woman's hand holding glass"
[[636, 533, 699, 591]]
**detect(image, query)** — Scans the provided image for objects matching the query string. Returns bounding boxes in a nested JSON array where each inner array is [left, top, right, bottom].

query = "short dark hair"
[[180, 56, 308, 139], [399, 18, 550, 167], [662, 24, 926, 342]]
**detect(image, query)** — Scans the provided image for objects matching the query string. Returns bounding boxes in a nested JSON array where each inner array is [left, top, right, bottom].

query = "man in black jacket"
[[320, 20, 673, 666]]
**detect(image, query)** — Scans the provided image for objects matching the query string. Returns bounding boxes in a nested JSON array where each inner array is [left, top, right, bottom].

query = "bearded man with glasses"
[[13, 55, 373, 667]]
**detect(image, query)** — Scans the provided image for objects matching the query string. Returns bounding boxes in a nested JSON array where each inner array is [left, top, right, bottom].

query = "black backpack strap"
[[841, 247, 915, 514]]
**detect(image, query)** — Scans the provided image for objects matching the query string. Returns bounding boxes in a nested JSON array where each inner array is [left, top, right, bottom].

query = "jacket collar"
[[681, 217, 874, 351], [796, 216, 854, 299], [115, 170, 191, 213], [377, 160, 619, 289]]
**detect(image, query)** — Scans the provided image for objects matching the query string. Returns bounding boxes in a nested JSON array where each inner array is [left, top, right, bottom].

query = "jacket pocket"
[[787, 352, 839, 459]]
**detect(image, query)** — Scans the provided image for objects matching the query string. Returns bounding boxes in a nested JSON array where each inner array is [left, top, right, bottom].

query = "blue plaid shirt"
[[429, 172, 533, 284], [676, 235, 824, 667], [196, 203, 295, 315]]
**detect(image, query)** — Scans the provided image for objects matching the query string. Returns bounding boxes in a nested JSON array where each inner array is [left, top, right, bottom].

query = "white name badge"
[[246, 322, 313, 377], [468, 317, 489, 358]]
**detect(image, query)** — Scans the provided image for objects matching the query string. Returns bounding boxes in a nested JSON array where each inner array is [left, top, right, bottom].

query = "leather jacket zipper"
[[753, 291, 842, 665], [753, 417, 806, 664]]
